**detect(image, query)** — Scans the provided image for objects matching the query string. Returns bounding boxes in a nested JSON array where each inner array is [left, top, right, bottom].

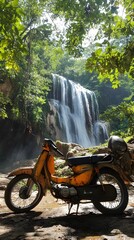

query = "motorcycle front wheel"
[[92, 168, 128, 215], [4, 174, 43, 213]]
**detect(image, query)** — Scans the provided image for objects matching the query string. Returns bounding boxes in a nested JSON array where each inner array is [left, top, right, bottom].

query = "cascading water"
[[47, 74, 109, 147]]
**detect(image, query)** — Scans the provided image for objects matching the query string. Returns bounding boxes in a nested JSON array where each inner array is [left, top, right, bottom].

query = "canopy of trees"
[[1, 1, 133, 81], [0, 0, 134, 137]]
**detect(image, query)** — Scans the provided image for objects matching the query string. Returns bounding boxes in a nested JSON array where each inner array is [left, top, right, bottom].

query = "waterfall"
[[47, 74, 109, 147]]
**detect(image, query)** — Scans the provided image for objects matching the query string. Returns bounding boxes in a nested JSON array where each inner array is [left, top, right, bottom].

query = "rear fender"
[[8, 167, 47, 193], [98, 165, 131, 184]]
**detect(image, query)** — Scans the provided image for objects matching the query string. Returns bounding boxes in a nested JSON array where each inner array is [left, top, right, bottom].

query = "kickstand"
[[76, 203, 79, 215], [67, 203, 80, 215], [68, 203, 73, 215]]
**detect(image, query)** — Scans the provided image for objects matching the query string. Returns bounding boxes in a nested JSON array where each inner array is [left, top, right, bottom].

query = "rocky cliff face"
[[0, 119, 41, 170], [0, 74, 109, 167]]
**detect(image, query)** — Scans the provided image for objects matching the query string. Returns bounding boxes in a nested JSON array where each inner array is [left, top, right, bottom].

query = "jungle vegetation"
[[0, 0, 134, 138]]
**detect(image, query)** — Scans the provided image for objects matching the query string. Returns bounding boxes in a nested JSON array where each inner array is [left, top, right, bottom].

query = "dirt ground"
[[1, 173, 134, 240]]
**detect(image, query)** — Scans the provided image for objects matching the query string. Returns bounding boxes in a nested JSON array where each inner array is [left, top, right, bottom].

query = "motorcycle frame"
[[8, 141, 130, 195]]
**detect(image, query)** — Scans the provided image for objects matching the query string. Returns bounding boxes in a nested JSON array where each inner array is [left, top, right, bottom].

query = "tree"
[[1, 0, 134, 85], [0, 0, 133, 135], [0, 0, 24, 71], [101, 100, 134, 137], [9, 26, 64, 131], [0, 0, 59, 127], [44, 0, 134, 87], [47, 0, 134, 137], [0, 0, 47, 71]]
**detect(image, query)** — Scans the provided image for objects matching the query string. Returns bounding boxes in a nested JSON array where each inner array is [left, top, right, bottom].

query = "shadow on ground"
[[0, 208, 134, 240]]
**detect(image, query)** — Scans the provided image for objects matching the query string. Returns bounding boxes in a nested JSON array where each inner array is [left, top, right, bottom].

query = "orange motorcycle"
[[4, 136, 129, 215]]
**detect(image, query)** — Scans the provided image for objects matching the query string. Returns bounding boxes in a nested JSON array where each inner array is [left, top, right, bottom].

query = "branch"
[[20, 18, 36, 41]]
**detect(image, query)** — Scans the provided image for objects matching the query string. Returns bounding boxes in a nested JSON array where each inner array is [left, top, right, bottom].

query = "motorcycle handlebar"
[[43, 138, 64, 156], [51, 143, 64, 156]]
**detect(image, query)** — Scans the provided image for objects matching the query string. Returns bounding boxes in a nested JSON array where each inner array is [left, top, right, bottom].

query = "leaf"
[[95, 48, 102, 55], [12, 0, 19, 7]]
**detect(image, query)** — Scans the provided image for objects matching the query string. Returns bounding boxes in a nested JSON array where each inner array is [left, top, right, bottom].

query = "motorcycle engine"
[[51, 183, 77, 199]]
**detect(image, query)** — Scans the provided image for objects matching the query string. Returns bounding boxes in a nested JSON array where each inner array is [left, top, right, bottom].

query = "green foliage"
[[0, 0, 134, 138], [0, 0, 64, 130], [0, 0, 47, 71], [47, 0, 134, 86], [101, 100, 134, 136], [47, 0, 112, 56], [0, 0, 24, 70], [10, 35, 64, 131], [85, 1, 134, 85], [85, 40, 134, 88], [0, 92, 11, 118]]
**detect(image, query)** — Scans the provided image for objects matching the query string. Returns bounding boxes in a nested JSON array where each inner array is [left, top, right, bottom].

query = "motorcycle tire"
[[4, 174, 43, 213], [92, 168, 128, 215]]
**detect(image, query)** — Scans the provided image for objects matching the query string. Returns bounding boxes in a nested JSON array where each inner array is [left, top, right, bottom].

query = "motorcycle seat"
[[67, 153, 112, 167]]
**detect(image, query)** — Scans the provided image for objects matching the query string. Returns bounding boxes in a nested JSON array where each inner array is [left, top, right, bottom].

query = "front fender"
[[8, 167, 33, 177], [8, 167, 47, 194]]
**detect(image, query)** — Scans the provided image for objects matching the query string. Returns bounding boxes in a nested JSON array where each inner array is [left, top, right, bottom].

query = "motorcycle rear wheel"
[[92, 168, 128, 215], [5, 174, 43, 213]]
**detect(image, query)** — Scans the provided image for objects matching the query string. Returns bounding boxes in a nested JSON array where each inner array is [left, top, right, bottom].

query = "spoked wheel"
[[5, 174, 43, 213], [92, 168, 128, 215]]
